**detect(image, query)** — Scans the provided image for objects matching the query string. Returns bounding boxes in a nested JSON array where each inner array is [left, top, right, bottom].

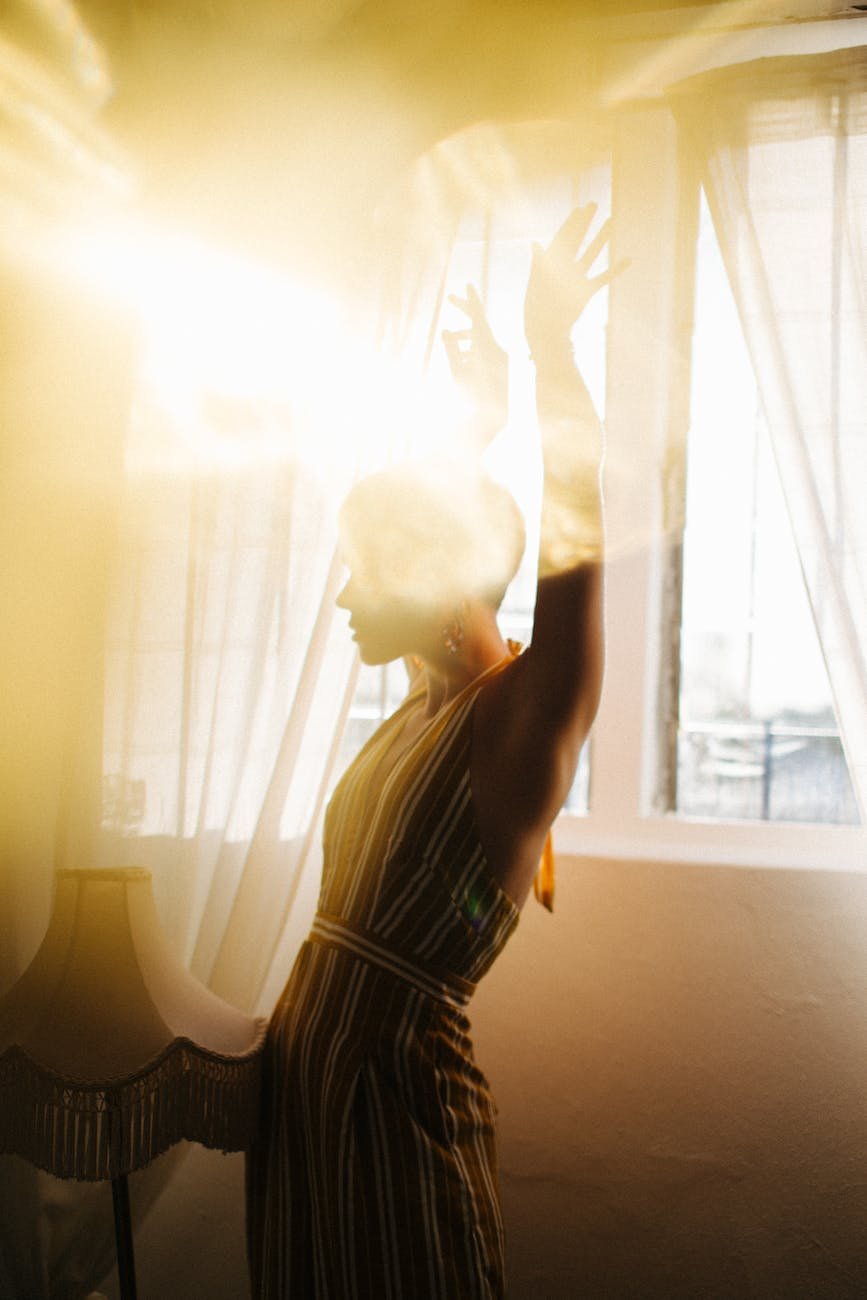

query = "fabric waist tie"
[[310, 913, 475, 1010]]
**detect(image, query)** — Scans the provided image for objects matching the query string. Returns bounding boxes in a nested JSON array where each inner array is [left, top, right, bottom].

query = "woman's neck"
[[419, 609, 510, 716]]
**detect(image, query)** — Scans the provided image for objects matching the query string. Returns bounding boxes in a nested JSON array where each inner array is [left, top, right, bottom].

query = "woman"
[[247, 203, 615, 1298]]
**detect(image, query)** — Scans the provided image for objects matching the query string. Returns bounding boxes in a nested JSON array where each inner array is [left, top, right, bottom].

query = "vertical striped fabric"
[[247, 658, 520, 1298]]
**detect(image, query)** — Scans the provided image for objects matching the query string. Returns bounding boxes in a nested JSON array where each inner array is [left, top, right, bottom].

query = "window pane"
[[676, 196, 858, 825]]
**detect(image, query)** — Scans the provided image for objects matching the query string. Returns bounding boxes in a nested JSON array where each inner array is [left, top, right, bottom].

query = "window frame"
[[554, 104, 865, 872], [557, 543, 865, 871]]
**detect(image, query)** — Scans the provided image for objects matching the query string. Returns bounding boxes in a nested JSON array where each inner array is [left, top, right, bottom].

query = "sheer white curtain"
[[97, 460, 359, 1017], [2, 447, 361, 1299], [0, 65, 463, 1300], [1, 400, 364, 1300], [675, 49, 867, 820], [0, 3, 614, 1289]]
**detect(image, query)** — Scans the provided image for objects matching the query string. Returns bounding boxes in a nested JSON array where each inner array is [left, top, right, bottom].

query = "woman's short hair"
[[339, 459, 525, 611]]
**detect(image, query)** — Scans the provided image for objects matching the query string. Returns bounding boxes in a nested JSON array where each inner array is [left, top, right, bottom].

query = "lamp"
[[0, 867, 267, 1299]]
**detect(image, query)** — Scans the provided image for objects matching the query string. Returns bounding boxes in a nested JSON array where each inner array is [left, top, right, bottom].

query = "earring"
[[441, 610, 465, 655]]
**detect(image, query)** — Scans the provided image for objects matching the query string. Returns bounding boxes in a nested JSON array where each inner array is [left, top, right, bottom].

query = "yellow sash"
[[533, 832, 555, 912]]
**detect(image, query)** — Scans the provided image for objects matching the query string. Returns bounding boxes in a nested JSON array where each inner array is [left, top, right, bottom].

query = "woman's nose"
[[336, 579, 353, 610]]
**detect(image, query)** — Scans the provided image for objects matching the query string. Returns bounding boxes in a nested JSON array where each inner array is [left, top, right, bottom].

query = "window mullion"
[[586, 106, 699, 828]]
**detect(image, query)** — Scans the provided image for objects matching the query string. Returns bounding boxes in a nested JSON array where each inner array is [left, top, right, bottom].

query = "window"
[[560, 116, 861, 869], [674, 196, 858, 825], [342, 173, 861, 848]]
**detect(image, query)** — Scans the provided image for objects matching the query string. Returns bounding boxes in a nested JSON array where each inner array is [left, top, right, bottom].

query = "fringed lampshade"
[[0, 867, 268, 1296]]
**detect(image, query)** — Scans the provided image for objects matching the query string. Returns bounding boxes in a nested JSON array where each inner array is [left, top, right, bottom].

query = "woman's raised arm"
[[520, 204, 615, 763], [472, 205, 620, 901]]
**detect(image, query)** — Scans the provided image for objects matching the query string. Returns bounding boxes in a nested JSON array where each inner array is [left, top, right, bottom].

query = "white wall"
[[104, 851, 867, 1298], [477, 855, 867, 1297]]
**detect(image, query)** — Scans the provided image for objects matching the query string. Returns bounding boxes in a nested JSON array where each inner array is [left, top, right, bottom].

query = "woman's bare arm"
[[473, 205, 618, 901], [522, 312, 606, 779]]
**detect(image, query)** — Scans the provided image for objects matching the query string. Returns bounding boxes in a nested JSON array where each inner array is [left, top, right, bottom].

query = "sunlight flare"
[[55, 214, 468, 482]]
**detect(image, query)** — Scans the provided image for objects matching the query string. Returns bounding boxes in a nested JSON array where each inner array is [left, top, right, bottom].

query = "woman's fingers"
[[447, 289, 501, 362], [448, 283, 485, 322], [577, 217, 611, 275], [441, 329, 464, 371], [464, 283, 484, 314], [549, 202, 597, 256], [587, 255, 631, 297]]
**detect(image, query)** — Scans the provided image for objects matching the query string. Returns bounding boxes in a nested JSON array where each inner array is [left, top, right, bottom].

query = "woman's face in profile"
[[336, 463, 523, 666], [336, 558, 434, 665]]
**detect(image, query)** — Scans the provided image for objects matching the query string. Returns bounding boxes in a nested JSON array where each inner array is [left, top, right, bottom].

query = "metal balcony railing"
[[676, 720, 859, 825]]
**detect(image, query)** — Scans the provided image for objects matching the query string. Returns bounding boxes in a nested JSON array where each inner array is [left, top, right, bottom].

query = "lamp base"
[[111, 1173, 137, 1300]]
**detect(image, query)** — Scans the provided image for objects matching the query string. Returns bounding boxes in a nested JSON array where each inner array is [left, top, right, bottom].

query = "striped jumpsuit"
[[247, 657, 519, 1298]]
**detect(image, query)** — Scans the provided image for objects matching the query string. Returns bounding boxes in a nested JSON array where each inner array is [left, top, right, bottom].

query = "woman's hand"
[[524, 203, 621, 357], [442, 283, 509, 452]]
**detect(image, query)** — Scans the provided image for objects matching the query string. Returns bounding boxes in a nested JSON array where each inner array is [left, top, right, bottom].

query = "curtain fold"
[[673, 49, 867, 820], [97, 460, 359, 1016]]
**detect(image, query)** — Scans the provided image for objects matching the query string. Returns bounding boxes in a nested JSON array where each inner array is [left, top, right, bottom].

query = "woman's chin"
[[355, 638, 395, 666]]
